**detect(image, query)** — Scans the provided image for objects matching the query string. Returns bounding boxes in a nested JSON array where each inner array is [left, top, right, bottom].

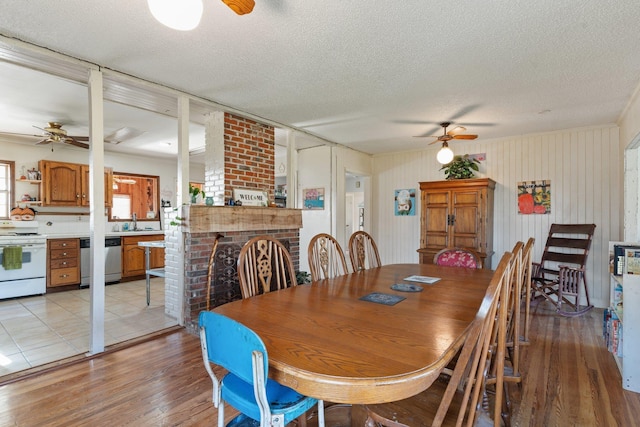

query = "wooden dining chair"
[[520, 237, 535, 344], [199, 311, 325, 427], [348, 230, 382, 272], [363, 251, 513, 427], [433, 247, 482, 269], [205, 233, 224, 311], [308, 233, 349, 281], [504, 241, 524, 391], [531, 223, 596, 316], [237, 235, 298, 299]]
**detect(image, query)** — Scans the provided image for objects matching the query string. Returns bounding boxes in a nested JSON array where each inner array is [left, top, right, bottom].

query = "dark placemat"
[[359, 292, 406, 306], [391, 283, 424, 292]]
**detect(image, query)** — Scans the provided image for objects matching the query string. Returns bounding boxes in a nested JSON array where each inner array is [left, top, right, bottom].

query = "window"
[[0, 160, 15, 219], [109, 173, 159, 221]]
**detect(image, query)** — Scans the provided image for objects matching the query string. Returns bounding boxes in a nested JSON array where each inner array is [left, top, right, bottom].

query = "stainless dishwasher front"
[[80, 237, 122, 287]]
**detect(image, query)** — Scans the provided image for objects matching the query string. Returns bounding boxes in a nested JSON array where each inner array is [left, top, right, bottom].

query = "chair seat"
[[222, 373, 319, 425]]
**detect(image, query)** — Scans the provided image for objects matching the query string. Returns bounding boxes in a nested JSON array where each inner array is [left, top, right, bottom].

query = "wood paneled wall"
[[372, 125, 622, 307]]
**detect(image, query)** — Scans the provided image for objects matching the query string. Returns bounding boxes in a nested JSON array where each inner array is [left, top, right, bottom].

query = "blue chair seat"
[[222, 373, 319, 425]]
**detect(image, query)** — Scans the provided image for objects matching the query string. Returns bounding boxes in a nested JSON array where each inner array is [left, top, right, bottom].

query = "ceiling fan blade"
[[36, 139, 51, 145], [105, 127, 145, 144], [452, 134, 478, 140], [69, 135, 90, 142], [447, 126, 466, 136], [65, 137, 90, 149]]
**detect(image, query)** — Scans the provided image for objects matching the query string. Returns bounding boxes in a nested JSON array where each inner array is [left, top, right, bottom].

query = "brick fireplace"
[[163, 112, 301, 334]]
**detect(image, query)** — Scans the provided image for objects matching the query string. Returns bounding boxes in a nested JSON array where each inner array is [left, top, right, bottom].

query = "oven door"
[[0, 242, 47, 281]]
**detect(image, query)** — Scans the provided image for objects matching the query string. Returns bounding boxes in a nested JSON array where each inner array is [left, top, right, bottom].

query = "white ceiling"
[[0, 0, 639, 159]]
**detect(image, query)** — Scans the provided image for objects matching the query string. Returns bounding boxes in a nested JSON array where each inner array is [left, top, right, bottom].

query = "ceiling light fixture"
[[436, 142, 454, 164], [147, 0, 203, 31]]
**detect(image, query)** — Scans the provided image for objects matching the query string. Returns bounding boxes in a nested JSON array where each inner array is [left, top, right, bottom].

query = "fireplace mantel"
[[185, 205, 302, 233]]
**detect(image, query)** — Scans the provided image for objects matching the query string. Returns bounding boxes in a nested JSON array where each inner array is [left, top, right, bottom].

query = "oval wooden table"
[[213, 263, 495, 404]]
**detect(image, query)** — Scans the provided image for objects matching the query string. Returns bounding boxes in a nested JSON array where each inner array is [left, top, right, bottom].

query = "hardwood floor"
[[0, 299, 639, 426]]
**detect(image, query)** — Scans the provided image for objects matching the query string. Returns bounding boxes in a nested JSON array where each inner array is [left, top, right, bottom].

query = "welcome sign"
[[233, 188, 269, 206]]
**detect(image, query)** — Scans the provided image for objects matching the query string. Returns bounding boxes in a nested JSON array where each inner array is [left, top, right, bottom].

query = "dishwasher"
[[80, 237, 122, 287]]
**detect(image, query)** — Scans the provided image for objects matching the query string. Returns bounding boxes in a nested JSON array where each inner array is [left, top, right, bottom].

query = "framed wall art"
[[303, 187, 325, 210]]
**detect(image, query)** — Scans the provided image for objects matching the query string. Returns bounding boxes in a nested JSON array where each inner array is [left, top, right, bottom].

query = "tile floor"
[[0, 278, 177, 378]]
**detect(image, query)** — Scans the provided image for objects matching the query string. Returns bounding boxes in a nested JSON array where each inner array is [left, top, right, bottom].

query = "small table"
[[137, 240, 166, 306]]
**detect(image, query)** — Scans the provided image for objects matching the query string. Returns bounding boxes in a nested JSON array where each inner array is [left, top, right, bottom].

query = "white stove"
[[0, 220, 47, 299]]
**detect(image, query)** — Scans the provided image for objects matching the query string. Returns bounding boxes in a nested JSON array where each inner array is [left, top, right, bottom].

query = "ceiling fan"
[[415, 122, 478, 145], [0, 122, 89, 149], [415, 122, 478, 164]]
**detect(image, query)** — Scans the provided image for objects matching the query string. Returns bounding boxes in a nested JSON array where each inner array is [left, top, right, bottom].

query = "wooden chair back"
[[206, 233, 224, 311], [504, 241, 524, 388], [348, 230, 382, 272], [433, 247, 482, 269], [532, 223, 596, 316], [521, 237, 535, 343], [237, 235, 298, 299], [535, 223, 596, 278], [364, 251, 513, 427], [308, 233, 349, 281]]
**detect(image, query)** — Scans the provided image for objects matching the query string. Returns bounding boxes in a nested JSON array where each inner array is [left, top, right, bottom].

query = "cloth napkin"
[[2, 246, 22, 270]]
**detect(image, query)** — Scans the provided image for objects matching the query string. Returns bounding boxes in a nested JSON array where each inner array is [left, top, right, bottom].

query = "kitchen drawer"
[[50, 248, 79, 260], [50, 258, 78, 269], [50, 267, 79, 286], [49, 239, 78, 250]]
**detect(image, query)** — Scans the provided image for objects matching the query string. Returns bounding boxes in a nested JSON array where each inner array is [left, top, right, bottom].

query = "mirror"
[[109, 173, 159, 221]]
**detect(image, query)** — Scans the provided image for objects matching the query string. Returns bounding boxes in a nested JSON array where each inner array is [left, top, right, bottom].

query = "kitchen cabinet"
[[39, 160, 113, 207], [417, 178, 495, 269], [121, 234, 164, 279], [47, 238, 80, 287]]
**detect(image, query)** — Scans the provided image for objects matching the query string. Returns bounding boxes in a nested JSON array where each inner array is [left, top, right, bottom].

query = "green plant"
[[440, 154, 481, 180], [296, 270, 311, 285]]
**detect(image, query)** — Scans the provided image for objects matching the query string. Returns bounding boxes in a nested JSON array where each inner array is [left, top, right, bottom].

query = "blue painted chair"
[[199, 311, 325, 427]]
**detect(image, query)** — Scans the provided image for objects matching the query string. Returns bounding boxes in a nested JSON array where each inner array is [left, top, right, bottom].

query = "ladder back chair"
[[348, 230, 382, 272], [504, 242, 524, 393], [531, 224, 596, 316], [433, 247, 482, 269], [363, 251, 513, 427], [308, 233, 349, 281], [199, 311, 325, 427], [520, 238, 535, 344], [237, 235, 298, 299]]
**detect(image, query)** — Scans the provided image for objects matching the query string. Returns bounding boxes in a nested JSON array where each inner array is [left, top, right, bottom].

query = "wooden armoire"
[[417, 178, 495, 269]]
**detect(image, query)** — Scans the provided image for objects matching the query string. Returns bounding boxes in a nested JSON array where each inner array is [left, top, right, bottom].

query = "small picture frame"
[[303, 188, 325, 210]]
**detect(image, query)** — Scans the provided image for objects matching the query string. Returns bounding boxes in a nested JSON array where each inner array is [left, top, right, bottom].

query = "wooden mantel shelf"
[[185, 205, 302, 233]]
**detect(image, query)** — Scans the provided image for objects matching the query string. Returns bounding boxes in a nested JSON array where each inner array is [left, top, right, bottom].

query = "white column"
[[204, 111, 225, 205], [88, 67, 106, 354]]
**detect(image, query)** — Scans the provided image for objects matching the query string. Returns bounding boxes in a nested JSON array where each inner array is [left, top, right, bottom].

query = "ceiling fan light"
[[436, 143, 454, 164], [148, 0, 203, 31]]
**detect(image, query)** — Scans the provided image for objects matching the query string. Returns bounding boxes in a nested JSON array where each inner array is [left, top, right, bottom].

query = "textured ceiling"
[[0, 0, 639, 157]]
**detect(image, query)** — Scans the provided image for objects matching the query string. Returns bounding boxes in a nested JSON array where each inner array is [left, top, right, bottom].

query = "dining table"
[[212, 263, 495, 405]]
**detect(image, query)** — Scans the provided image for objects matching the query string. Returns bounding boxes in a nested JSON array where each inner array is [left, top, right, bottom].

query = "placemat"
[[359, 292, 406, 305], [391, 283, 424, 292]]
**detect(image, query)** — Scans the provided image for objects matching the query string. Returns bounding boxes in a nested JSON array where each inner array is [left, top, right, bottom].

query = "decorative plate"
[[391, 283, 424, 292]]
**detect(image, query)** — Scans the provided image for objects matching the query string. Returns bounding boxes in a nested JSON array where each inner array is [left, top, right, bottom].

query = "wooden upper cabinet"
[[39, 160, 113, 207], [81, 165, 113, 207], [39, 160, 82, 206], [418, 178, 495, 269]]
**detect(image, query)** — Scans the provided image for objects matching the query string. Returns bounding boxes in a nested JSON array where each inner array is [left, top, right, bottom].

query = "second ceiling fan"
[[415, 122, 478, 144]]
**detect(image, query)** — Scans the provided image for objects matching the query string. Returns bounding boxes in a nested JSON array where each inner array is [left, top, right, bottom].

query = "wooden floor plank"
[[0, 300, 639, 426]]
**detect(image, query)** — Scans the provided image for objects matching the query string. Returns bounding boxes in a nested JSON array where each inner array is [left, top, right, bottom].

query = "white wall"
[[298, 146, 333, 273], [372, 124, 623, 308], [619, 81, 640, 242]]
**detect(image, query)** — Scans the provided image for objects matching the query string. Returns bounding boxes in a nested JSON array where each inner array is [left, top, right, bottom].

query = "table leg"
[[145, 247, 151, 306]]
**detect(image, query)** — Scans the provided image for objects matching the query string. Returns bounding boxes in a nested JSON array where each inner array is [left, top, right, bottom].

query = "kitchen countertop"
[[46, 230, 164, 239]]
